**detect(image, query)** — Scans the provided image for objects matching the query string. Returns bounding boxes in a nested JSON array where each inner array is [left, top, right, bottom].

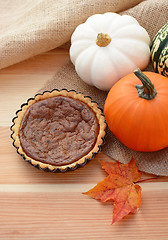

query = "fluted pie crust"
[[11, 89, 106, 172]]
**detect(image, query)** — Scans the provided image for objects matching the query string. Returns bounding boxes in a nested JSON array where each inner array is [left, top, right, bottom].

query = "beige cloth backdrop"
[[1, 0, 166, 69], [1, 0, 168, 175]]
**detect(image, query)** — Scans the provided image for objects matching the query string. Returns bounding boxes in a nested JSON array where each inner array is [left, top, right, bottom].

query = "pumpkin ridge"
[[111, 101, 141, 149], [159, 48, 168, 77], [151, 34, 168, 73], [85, 14, 105, 33], [151, 22, 168, 46], [89, 50, 114, 90], [151, 22, 168, 76], [75, 45, 98, 85], [110, 25, 149, 43], [84, 22, 100, 34], [105, 49, 123, 81], [70, 41, 96, 64], [109, 43, 137, 70], [107, 15, 138, 34]]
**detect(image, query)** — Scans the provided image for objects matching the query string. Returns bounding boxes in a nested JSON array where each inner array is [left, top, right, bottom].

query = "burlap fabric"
[[0, 0, 144, 69], [1, 0, 168, 175]]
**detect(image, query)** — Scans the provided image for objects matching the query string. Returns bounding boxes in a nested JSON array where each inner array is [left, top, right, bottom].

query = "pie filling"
[[19, 96, 100, 166]]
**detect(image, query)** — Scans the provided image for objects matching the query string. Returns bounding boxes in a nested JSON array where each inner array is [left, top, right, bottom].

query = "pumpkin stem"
[[134, 69, 157, 100], [96, 33, 111, 47]]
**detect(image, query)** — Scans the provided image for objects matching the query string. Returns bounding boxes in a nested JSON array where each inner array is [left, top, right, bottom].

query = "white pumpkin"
[[70, 12, 151, 91]]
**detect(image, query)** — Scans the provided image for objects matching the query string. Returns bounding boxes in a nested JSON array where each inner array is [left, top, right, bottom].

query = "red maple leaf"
[[84, 157, 142, 224]]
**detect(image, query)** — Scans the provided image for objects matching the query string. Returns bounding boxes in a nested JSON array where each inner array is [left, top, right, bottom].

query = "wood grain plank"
[[0, 182, 168, 193], [0, 189, 168, 240], [0, 48, 69, 74], [0, 75, 50, 126], [0, 126, 107, 184], [1, 127, 168, 184], [0, 48, 69, 127]]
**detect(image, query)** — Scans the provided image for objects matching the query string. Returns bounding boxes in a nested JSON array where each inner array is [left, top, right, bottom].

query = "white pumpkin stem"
[[96, 33, 111, 47]]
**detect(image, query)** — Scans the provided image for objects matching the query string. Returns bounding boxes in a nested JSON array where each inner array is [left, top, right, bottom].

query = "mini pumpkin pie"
[[11, 89, 106, 172]]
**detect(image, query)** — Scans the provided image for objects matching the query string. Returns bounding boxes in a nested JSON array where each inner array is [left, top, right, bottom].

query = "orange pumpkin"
[[104, 69, 168, 152]]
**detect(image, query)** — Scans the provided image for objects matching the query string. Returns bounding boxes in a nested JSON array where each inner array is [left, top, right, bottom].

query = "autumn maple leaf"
[[84, 157, 142, 224]]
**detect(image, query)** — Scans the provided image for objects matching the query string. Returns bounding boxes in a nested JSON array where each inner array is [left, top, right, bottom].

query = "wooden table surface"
[[0, 48, 168, 240]]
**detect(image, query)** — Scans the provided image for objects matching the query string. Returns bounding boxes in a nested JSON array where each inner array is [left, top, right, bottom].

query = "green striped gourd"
[[151, 22, 168, 77]]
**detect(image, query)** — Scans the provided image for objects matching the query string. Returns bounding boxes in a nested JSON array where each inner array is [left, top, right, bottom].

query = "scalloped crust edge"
[[11, 89, 107, 172]]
